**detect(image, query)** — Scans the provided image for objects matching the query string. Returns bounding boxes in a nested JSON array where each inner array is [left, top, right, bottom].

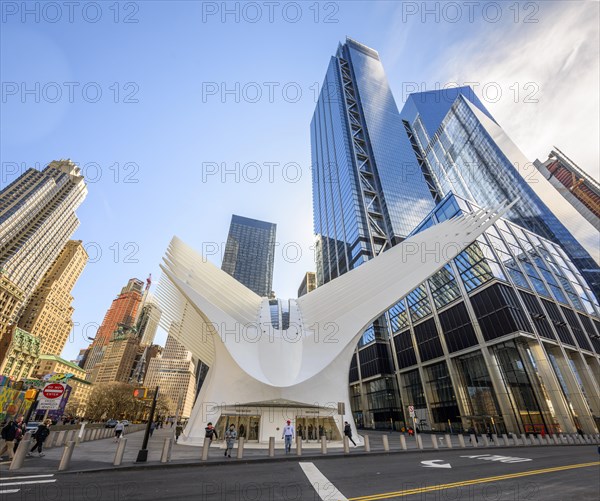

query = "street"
[[3, 445, 598, 500]]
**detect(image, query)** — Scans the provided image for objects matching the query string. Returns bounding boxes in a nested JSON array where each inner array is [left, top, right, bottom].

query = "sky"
[[1, 0, 598, 362]]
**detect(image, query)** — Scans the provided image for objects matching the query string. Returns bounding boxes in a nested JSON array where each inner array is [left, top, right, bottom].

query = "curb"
[[48, 442, 596, 476]]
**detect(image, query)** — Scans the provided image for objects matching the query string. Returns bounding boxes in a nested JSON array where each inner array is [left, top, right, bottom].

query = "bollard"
[[512, 433, 521, 446], [520, 434, 528, 445], [237, 437, 244, 459], [268, 437, 275, 457], [201, 438, 210, 461], [400, 435, 407, 450], [502, 434, 509, 446], [76, 422, 86, 444], [295, 436, 301, 457], [416, 435, 423, 450], [458, 434, 466, 448], [321, 436, 327, 455], [55, 430, 67, 447], [491, 433, 498, 445], [431, 435, 438, 449], [58, 441, 76, 471], [470, 434, 478, 447], [382, 434, 390, 452], [113, 437, 127, 466], [364, 435, 371, 452], [9, 437, 32, 471], [551, 434, 559, 445], [46, 431, 58, 449], [529, 434, 538, 445], [161, 438, 172, 463], [343, 436, 350, 454], [444, 434, 452, 449], [482, 435, 490, 447]]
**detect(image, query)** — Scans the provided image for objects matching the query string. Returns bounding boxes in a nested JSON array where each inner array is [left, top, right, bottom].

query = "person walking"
[[12, 416, 26, 455], [0, 418, 20, 460], [149, 421, 157, 437], [344, 421, 356, 446], [205, 422, 218, 445], [175, 422, 183, 443], [114, 421, 125, 441], [27, 419, 52, 457], [282, 420, 295, 454], [224, 424, 237, 458]]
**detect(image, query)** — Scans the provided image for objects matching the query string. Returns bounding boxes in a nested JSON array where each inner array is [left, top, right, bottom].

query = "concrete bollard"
[[431, 435, 438, 449], [444, 434, 452, 449], [9, 436, 32, 471], [382, 434, 389, 452], [343, 436, 350, 454], [295, 436, 301, 457], [470, 434, 478, 447], [482, 435, 489, 447], [269, 437, 275, 457], [237, 437, 245, 459], [512, 433, 521, 446], [113, 437, 127, 466], [520, 434, 528, 445], [458, 434, 466, 448], [364, 435, 371, 452], [201, 438, 210, 461], [161, 438, 172, 463], [491, 433, 498, 445], [416, 435, 423, 450], [55, 430, 67, 447], [58, 441, 76, 471], [502, 434, 509, 446], [46, 431, 58, 449], [321, 436, 327, 455], [400, 435, 407, 450], [551, 434, 559, 445], [529, 434, 538, 445]]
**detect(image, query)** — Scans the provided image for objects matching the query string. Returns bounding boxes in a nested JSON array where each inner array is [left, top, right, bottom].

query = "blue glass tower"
[[400, 87, 600, 299], [311, 38, 436, 285]]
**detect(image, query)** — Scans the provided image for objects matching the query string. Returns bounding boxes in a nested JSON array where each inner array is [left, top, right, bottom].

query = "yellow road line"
[[348, 461, 600, 501]]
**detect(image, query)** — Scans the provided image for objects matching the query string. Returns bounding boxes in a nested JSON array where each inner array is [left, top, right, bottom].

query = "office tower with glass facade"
[[221, 215, 276, 297], [311, 39, 600, 433], [400, 87, 600, 298], [297, 271, 317, 298]]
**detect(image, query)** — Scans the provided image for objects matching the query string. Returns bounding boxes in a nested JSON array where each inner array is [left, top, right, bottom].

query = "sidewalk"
[[1, 427, 596, 476]]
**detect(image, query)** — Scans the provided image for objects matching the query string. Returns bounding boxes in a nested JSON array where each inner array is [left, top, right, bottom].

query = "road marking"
[[421, 460, 451, 468], [0, 474, 55, 481], [0, 489, 20, 494], [299, 462, 349, 501], [349, 461, 600, 500], [460, 454, 532, 463], [0, 479, 57, 487]]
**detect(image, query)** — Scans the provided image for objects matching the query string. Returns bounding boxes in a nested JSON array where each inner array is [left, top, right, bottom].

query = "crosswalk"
[[0, 474, 56, 496]]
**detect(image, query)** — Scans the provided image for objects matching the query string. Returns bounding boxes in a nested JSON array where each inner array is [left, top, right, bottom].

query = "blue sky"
[[1, 1, 598, 361]]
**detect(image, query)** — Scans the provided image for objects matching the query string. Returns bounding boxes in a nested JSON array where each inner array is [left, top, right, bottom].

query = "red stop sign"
[[42, 383, 65, 399]]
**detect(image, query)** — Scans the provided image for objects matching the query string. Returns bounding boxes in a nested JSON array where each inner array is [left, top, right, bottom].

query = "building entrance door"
[[216, 415, 261, 442], [295, 416, 340, 441]]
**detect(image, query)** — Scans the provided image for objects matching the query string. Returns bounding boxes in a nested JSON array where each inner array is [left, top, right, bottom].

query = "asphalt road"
[[2, 445, 598, 501]]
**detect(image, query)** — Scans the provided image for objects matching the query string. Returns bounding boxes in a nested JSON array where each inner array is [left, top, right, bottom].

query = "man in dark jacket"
[[344, 421, 356, 446], [28, 419, 52, 457], [0, 419, 19, 460]]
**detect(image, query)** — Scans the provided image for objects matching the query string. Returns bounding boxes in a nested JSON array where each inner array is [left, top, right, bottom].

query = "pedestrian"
[[344, 421, 357, 446], [175, 422, 183, 443], [114, 421, 125, 441], [12, 416, 26, 454], [468, 427, 479, 443], [27, 419, 52, 457], [149, 421, 157, 437], [0, 418, 20, 460], [224, 424, 237, 458], [486, 427, 493, 443], [282, 419, 295, 454], [205, 422, 218, 444]]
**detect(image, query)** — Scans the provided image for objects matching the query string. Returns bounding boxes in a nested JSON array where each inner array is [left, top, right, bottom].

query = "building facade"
[[137, 299, 162, 346], [93, 326, 142, 384], [0, 274, 24, 366], [297, 272, 317, 298], [0, 160, 87, 308], [31, 354, 92, 416], [0, 327, 40, 380], [144, 326, 198, 419], [311, 39, 600, 434], [83, 278, 144, 378], [534, 148, 600, 231], [18, 240, 88, 356], [221, 215, 276, 297]]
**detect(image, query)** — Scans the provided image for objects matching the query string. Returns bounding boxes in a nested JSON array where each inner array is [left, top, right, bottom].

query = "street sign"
[[408, 405, 415, 418], [37, 383, 66, 410]]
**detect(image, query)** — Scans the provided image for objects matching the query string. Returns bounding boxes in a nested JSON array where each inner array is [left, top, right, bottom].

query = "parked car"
[[105, 419, 118, 428], [121, 420, 130, 427]]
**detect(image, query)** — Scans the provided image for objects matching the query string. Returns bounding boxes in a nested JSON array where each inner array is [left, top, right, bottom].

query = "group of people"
[[0, 416, 52, 461]]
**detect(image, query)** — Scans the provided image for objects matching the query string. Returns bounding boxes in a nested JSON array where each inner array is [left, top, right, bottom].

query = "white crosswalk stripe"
[[0, 473, 56, 495]]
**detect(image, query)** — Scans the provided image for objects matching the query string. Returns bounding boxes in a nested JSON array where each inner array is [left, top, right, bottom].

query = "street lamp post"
[[136, 386, 159, 463]]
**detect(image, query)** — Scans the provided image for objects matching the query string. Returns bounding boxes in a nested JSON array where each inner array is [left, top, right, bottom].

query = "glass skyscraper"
[[221, 215, 276, 297], [400, 87, 600, 299], [311, 39, 600, 434]]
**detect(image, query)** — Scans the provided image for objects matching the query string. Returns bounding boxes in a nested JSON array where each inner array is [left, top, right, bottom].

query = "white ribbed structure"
[[157, 203, 513, 446]]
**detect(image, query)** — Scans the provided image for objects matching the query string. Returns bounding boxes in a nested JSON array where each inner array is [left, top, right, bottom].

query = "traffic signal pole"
[[136, 386, 159, 463]]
